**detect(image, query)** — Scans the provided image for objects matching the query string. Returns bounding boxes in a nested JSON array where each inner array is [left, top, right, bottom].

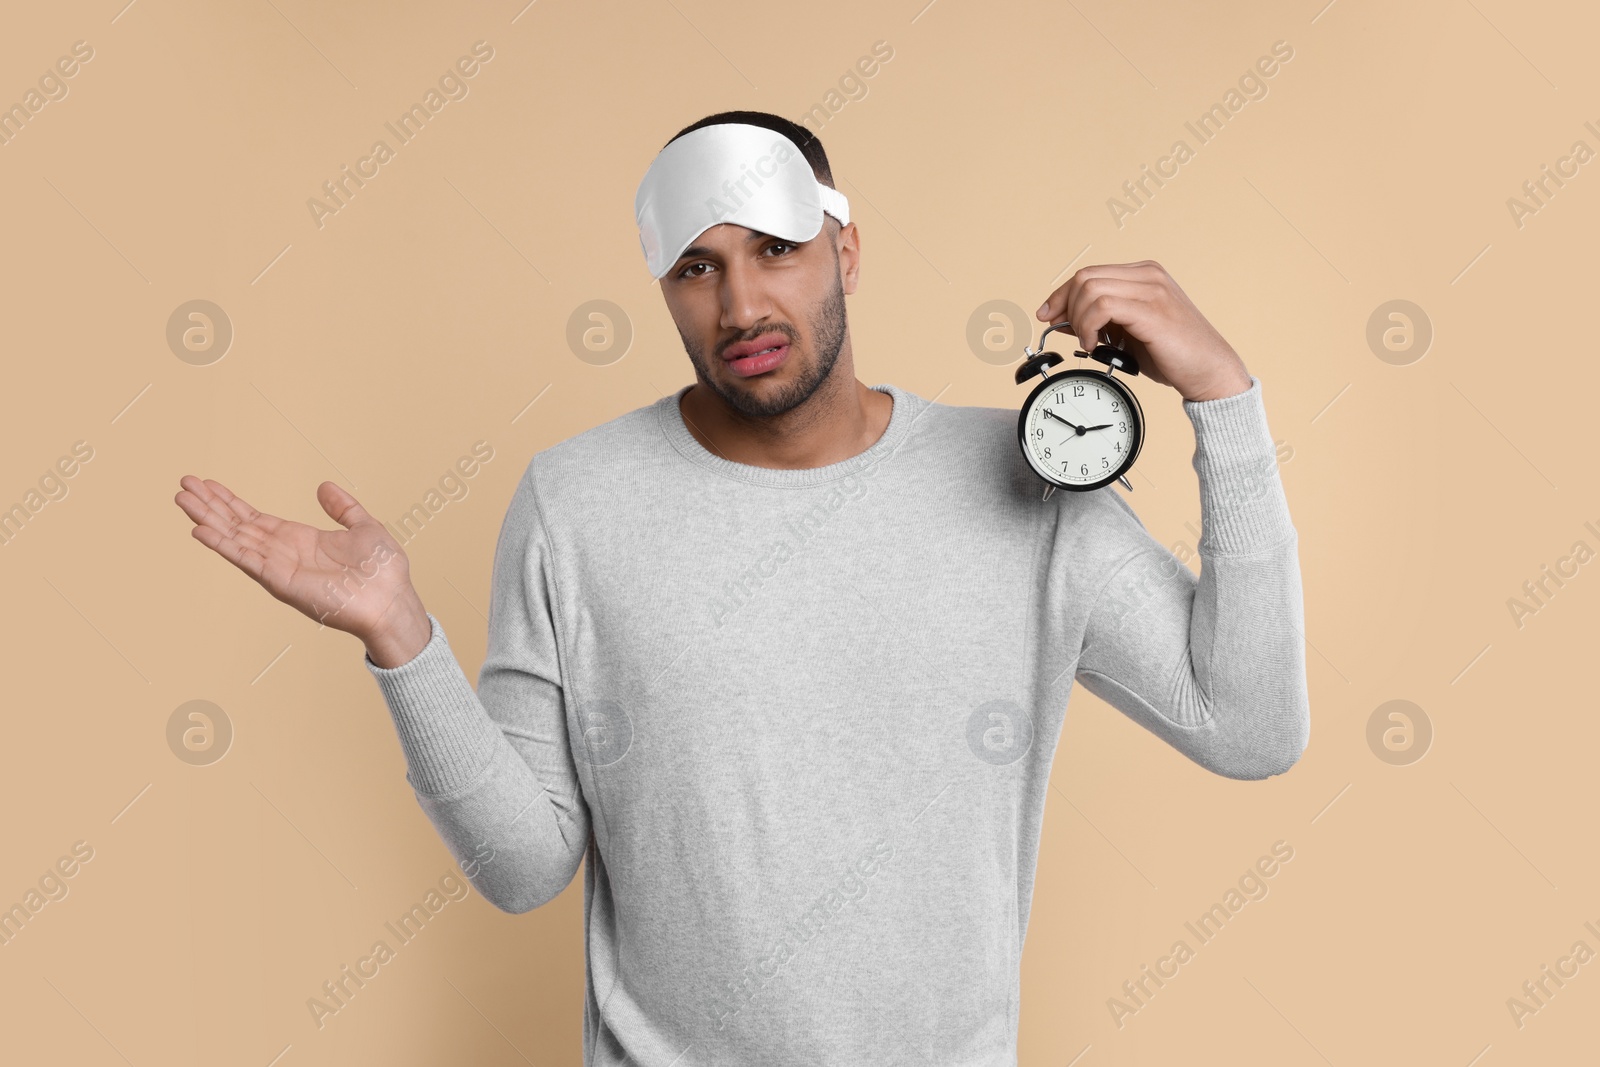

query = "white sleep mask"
[[635, 122, 850, 280]]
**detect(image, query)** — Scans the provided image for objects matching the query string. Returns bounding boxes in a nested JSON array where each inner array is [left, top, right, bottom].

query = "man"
[[175, 109, 1308, 1065]]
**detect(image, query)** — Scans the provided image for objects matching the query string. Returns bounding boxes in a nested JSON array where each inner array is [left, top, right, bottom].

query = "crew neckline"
[[655, 382, 927, 487]]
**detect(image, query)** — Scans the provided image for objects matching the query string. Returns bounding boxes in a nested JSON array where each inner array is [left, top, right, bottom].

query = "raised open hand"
[[174, 476, 424, 648]]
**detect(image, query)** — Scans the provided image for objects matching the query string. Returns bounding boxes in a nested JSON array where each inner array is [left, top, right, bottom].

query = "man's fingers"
[[176, 474, 254, 534], [202, 477, 262, 526], [318, 481, 377, 531], [1038, 261, 1161, 322], [190, 521, 267, 582], [177, 476, 277, 563], [1063, 268, 1150, 331], [1067, 278, 1159, 352], [176, 476, 245, 537]]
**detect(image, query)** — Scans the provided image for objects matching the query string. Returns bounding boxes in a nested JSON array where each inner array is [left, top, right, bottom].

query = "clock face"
[[1018, 370, 1142, 490]]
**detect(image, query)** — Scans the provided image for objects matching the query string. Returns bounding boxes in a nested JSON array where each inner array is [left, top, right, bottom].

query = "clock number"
[[1102, 456, 1109, 469], [1080, 463, 1088, 475], [1118, 421, 1126, 432], [1071, 384, 1084, 397], [1043, 446, 1051, 459], [1111, 401, 1119, 411]]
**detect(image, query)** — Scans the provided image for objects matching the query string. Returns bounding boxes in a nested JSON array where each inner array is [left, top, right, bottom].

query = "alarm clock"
[[1014, 321, 1145, 498]]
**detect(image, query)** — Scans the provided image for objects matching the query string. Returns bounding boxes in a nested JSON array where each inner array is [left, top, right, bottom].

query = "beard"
[[679, 265, 848, 421]]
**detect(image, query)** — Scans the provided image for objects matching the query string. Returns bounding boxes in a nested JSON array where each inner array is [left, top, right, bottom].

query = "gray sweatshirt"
[[364, 376, 1309, 1066]]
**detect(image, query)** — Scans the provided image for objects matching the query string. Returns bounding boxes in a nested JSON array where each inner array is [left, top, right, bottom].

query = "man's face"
[[660, 218, 858, 419]]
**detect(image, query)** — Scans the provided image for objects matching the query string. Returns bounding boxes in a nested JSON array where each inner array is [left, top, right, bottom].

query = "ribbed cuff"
[[363, 612, 504, 797], [1182, 375, 1296, 555]]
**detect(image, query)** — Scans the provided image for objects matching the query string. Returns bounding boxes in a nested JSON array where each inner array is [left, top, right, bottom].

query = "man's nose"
[[718, 258, 773, 331]]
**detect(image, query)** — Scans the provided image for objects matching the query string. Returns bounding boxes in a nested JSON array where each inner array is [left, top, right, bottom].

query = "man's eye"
[[675, 244, 793, 278]]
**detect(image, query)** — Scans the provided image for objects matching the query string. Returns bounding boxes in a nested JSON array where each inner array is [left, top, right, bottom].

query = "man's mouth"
[[723, 333, 791, 361], [722, 334, 792, 378]]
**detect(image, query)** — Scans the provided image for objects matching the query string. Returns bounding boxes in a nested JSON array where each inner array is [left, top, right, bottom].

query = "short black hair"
[[665, 110, 835, 189]]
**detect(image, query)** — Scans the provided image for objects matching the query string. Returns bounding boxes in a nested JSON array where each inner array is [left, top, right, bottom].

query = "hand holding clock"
[[1035, 260, 1252, 403]]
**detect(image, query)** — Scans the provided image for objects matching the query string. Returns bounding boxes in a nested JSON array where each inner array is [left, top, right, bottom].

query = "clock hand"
[[1043, 409, 1087, 434], [1083, 424, 1114, 432]]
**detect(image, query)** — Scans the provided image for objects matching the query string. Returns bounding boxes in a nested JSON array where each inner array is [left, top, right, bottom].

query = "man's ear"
[[837, 220, 861, 296]]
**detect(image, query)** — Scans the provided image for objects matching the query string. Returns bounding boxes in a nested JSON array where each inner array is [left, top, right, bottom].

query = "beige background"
[[2, 0, 1596, 1063]]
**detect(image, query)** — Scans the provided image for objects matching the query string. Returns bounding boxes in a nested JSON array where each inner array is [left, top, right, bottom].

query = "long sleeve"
[[1074, 375, 1310, 780], [364, 462, 590, 912]]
